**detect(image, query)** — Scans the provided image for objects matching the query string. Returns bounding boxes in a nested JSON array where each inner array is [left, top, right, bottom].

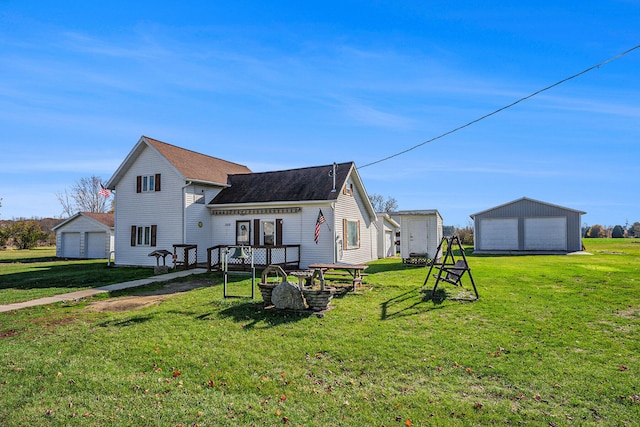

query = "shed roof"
[[469, 197, 586, 218], [209, 162, 354, 204]]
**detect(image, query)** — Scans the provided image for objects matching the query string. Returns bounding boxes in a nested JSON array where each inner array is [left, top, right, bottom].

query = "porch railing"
[[173, 244, 198, 270], [207, 245, 300, 272]]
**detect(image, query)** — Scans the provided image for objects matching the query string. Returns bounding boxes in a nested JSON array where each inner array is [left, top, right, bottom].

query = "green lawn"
[[0, 247, 156, 304], [0, 239, 638, 426]]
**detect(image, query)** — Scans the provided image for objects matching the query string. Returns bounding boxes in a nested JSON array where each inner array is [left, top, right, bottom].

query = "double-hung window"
[[343, 219, 360, 250], [142, 175, 155, 192]]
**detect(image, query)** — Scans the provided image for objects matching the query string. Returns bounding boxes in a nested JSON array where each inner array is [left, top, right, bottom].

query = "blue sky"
[[1, 1, 638, 227]]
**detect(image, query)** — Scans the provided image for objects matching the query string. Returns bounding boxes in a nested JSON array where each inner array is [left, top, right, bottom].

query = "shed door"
[[479, 218, 518, 250], [61, 232, 81, 258], [86, 232, 106, 258], [524, 217, 567, 250], [408, 220, 428, 254]]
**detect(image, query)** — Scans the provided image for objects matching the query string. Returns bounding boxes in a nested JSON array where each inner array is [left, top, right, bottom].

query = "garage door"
[[61, 232, 81, 258], [479, 218, 518, 250], [86, 232, 106, 258], [524, 217, 567, 250]]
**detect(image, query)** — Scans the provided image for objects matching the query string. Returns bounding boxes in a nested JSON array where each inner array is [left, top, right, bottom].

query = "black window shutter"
[[130, 226, 137, 246], [276, 219, 283, 245], [151, 225, 157, 247], [253, 219, 260, 245], [155, 174, 161, 192], [136, 176, 142, 193]]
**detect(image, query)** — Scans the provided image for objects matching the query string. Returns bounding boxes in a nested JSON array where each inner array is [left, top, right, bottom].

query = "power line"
[[359, 44, 640, 169]]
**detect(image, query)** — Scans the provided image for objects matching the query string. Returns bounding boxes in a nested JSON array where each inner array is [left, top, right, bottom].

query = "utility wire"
[[359, 44, 640, 169]]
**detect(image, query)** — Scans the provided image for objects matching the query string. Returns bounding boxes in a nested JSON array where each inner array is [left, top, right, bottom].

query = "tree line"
[[583, 223, 640, 238]]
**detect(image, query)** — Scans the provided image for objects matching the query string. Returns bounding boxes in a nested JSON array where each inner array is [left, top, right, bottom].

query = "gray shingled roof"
[[209, 162, 354, 204]]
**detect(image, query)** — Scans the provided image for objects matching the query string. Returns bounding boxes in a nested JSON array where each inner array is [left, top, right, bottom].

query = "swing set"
[[423, 235, 479, 301]]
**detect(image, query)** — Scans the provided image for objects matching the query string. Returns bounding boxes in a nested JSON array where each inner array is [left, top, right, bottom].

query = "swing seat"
[[440, 260, 467, 285]]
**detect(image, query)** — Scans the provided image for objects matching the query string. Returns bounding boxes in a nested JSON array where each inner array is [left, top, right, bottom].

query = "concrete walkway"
[[0, 268, 208, 313]]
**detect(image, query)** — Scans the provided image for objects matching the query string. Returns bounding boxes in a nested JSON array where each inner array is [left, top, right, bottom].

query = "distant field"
[[0, 238, 638, 426]]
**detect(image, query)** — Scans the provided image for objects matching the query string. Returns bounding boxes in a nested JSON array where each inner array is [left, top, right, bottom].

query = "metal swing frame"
[[423, 235, 479, 300]]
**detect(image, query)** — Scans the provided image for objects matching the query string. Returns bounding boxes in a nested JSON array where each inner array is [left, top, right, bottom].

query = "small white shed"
[[392, 210, 443, 263], [375, 213, 399, 258], [52, 212, 114, 259]]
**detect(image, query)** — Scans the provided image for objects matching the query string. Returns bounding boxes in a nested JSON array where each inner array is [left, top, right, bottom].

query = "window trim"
[[343, 218, 360, 250]]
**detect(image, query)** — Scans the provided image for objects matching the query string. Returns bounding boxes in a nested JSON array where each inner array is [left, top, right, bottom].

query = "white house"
[[105, 136, 251, 267], [208, 162, 378, 268], [106, 136, 378, 269], [375, 213, 399, 258], [52, 212, 114, 259]]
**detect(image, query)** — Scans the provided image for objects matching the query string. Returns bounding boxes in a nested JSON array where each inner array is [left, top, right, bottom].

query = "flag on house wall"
[[99, 183, 111, 198], [315, 209, 326, 244]]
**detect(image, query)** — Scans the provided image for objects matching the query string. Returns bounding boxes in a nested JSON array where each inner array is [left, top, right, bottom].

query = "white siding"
[[185, 185, 223, 262], [334, 180, 376, 265], [113, 145, 184, 266]]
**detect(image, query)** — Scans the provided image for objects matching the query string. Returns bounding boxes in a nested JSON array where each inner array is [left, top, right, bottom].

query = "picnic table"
[[308, 263, 368, 290]]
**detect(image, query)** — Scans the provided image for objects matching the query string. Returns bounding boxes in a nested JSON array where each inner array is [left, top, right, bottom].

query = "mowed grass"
[[0, 239, 639, 426], [0, 247, 155, 304]]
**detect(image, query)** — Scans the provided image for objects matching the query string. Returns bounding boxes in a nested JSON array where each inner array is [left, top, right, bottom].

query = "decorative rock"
[[271, 281, 307, 310]]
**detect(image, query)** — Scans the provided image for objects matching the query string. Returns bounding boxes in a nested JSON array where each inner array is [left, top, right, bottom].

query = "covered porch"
[[206, 244, 301, 272]]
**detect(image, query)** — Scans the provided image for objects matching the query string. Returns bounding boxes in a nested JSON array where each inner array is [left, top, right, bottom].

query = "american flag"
[[314, 209, 326, 244], [99, 183, 111, 198]]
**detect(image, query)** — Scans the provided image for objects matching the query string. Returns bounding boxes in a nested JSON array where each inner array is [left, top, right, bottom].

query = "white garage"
[[52, 212, 114, 259], [471, 198, 585, 254]]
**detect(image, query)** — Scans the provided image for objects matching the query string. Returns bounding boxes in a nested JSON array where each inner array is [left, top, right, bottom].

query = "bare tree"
[[57, 175, 112, 217], [56, 190, 76, 217], [369, 193, 398, 213]]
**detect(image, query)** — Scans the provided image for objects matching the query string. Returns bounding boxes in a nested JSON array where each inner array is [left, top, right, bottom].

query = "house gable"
[[106, 136, 251, 189]]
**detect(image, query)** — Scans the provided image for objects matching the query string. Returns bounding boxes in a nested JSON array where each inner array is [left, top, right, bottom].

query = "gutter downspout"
[[182, 181, 192, 243], [331, 202, 337, 263]]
